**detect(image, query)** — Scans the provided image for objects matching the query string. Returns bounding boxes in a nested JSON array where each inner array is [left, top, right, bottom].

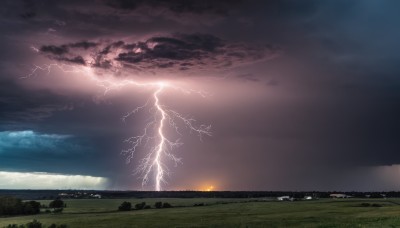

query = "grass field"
[[2, 198, 400, 227]]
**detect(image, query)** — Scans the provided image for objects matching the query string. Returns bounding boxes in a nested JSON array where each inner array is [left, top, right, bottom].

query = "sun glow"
[[200, 185, 215, 192], [206, 186, 214, 191]]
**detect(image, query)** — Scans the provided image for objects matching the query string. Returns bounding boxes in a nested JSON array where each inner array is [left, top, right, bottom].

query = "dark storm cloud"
[[0, 130, 73, 153], [0, 0, 244, 43], [0, 130, 99, 176], [106, 0, 242, 15], [19, 0, 37, 19], [38, 33, 278, 73], [0, 79, 122, 177], [40, 41, 98, 55], [0, 80, 75, 128], [40, 45, 68, 55], [40, 41, 98, 65], [58, 55, 86, 65], [69, 41, 98, 49]]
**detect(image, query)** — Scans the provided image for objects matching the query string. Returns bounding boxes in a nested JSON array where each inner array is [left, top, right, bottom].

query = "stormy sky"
[[1, 0, 400, 191]]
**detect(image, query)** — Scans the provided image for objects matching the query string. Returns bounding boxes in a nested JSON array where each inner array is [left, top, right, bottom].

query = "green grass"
[[2, 198, 400, 227]]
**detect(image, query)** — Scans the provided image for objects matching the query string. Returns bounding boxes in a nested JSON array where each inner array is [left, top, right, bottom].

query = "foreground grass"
[[2, 198, 400, 227]]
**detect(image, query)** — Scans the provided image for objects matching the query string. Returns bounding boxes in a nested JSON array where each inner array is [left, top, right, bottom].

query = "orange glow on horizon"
[[200, 185, 215, 192], [206, 185, 214, 191]]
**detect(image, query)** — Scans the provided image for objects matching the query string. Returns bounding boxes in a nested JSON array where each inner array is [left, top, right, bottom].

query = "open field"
[[2, 198, 400, 227]]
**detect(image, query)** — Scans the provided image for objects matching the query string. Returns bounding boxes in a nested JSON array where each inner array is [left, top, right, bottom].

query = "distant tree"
[[154, 202, 163, 209], [5, 224, 20, 228], [46, 223, 67, 228], [118, 201, 132, 211], [144, 205, 151, 209], [7, 224, 25, 228], [162, 202, 172, 208], [135, 202, 146, 210], [0, 196, 40, 216], [23, 201, 40, 214], [26, 219, 42, 228], [0, 196, 22, 215], [49, 199, 64, 208]]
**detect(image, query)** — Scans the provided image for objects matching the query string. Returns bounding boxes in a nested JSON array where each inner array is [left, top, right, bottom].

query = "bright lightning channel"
[[154, 84, 166, 191], [25, 64, 211, 191]]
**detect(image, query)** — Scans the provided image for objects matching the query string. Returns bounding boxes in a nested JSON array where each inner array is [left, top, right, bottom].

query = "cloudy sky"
[[0, 0, 400, 191]]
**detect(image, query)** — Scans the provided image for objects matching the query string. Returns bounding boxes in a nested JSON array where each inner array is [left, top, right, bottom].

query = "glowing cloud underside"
[[0, 171, 108, 189], [27, 64, 211, 191]]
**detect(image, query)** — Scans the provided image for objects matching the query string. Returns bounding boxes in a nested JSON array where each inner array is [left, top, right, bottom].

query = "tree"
[[162, 202, 172, 208], [118, 201, 132, 211], [5, 224, 19, 228], [46, 223, 67, 228], [0, 196, 23, 216], [0, 196, 40, 216], [154, 202, 163, 209], [49, 199, 64, 209], [26, 219, 42, 228], [135, 202, 146, 210], [23, 201, 40, 214]]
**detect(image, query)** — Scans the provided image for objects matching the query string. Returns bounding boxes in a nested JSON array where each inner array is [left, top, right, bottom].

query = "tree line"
[[4, 219, 67, 228], [118, 201, 172, 211], [0, 196, 40, 216], [0, 196, 66, 216]]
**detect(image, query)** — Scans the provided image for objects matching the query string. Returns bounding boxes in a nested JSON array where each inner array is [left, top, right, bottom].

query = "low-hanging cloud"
[[0, 171, 109, 189], [0, 130, 82, 155]]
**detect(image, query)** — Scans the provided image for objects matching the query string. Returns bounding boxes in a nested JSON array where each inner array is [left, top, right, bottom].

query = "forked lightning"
[[26, 63, 211, 191]]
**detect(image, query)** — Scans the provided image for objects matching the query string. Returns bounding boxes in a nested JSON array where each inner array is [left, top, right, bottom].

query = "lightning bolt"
[[25, 64, 211, 191], [154, 85, 166, 191], [122, 81, 211, 191]]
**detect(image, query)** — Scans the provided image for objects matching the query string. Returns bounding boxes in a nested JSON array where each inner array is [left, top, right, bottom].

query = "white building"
[[277, 196, 292, 201], [330, 193, 350, 198], [90, 194, 102, 199]]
